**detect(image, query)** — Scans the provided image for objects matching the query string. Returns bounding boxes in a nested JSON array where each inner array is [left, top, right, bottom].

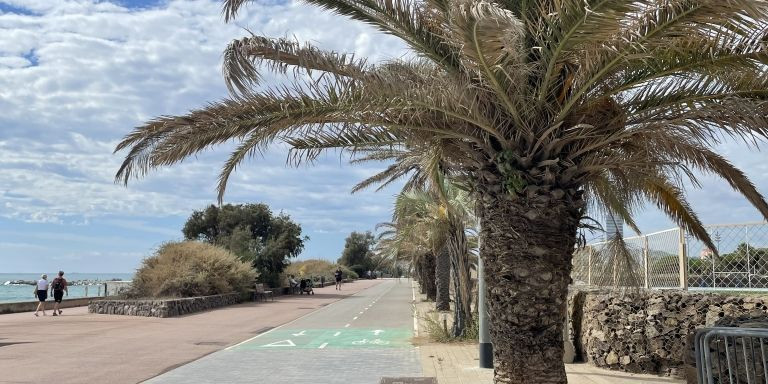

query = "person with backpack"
[[50, 271, 68, 316]]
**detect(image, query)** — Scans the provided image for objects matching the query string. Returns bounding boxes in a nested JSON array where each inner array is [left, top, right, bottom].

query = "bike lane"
[[144, 280, 421, 384]]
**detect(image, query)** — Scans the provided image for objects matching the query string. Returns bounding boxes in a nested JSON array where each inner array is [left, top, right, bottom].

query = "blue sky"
[[0, 0, 766, 273]]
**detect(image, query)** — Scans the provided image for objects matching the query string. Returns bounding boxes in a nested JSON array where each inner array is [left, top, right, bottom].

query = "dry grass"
[[284, 259, 359, 281], [125, 241, 256, 298], [414, 288, 479, 345]]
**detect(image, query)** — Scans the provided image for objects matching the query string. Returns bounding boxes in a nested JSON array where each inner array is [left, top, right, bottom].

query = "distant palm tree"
[[387, 177, 476, 336], [375, 222, 438, 300], [115, 0, 768, 382]]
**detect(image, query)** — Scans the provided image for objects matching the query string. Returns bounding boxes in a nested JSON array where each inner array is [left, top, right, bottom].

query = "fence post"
[[678, 228, 689, 289], [612, 248, 618, 287], [643, 236, 650, 289], [746, 226, 752, 288], [587, 246, 593, 285]]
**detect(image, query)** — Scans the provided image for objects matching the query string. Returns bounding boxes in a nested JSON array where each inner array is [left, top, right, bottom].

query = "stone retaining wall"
[[568, 288, 768, 380], [0, 297, 93, 315], [88, 293, 241, 317]]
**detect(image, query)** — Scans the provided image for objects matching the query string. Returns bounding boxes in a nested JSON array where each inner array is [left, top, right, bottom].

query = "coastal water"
[[0, 273, 133, 303]]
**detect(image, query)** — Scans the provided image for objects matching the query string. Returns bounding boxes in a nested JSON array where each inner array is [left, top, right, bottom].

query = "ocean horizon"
[[0, 272, 134, 303]]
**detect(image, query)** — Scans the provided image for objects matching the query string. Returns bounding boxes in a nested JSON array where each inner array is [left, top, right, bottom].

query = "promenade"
[[0, 279, 685, 384], [0, 279, 383, 384]]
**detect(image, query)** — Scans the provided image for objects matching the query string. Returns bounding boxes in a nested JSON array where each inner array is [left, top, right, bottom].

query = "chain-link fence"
[[572, 221, 768, 290]]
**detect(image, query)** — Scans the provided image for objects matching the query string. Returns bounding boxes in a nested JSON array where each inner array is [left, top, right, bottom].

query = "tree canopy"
[[338, 231, 376, 276], [183, 203, 308, 287]]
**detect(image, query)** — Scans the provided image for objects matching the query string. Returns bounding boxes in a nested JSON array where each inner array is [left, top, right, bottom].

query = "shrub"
[[284, 259, 358, 284], [125, 241, 257, 298], [421, 311, 479, 343], [688, 258, 713, 275]]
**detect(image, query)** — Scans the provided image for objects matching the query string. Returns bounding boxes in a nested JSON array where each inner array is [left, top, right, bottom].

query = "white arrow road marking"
[[262, 340, 295, 347], [373, 330, 384, 336], [292, 330, 306, 337], [318, 343, 328, 349], [333, 331, 341, 337]]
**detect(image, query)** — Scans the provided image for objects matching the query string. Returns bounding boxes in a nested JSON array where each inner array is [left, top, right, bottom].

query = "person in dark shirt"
[[50, 271, 68, 316], [334, 268, 343, 290]]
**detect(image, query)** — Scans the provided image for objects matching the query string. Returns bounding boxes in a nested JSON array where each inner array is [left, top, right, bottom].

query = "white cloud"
[[0, 0, 765, 272], [0, 0, 409, 273]]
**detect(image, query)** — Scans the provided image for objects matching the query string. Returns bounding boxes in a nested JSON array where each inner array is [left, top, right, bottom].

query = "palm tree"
[[388, 178, 477, 336], [375, 221, 438, 300], [115, 0, 768, 382]]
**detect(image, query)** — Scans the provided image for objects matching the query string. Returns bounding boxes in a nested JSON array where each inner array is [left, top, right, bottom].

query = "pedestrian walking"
[[33, 274, 49, 317], [334, 268, 343, 290], [50, 271, 68, 316]]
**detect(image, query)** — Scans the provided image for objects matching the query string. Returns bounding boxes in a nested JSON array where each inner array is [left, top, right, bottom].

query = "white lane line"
[[344, 323, 351, 328], [333, 331, 341, 337], [359, 311, 364, 314], [226, 281, 383, 350], [353, 316, 358, 320], [318, 343, 328, 349]]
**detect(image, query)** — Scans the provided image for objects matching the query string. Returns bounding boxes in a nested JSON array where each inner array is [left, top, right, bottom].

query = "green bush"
[[125, 241, 257, 298], [688, 258, 712, 275], [284, 259, 358, 284]]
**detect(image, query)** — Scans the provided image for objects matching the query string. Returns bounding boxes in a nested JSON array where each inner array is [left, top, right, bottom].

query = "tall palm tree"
[[115, 0, 768, 382], [389, 178, 477, 336]]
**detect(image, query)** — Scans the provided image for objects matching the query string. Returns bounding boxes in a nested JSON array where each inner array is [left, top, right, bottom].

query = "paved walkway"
[[0, 279, 382, 384], [418, 343, 685, 384], [1, 278, 688, 384], [146, 279, 420, 384]]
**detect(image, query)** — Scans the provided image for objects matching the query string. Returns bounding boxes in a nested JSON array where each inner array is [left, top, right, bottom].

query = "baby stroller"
[[299, 279, 314, 295]]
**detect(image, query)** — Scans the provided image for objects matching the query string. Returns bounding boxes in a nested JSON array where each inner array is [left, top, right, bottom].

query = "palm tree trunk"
[[434, 248, 451, 311], [479, 190, 581, 384], [422, 252, 437, 301], [416, 262, 427, 294], [449, 221, 473, 337]]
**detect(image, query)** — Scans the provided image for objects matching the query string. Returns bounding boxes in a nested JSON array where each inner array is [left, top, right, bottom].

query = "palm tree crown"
[[116, 0, 768, 250]]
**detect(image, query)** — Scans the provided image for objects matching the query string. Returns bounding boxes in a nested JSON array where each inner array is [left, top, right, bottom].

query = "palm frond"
[[643, 176, 716, 252], [223, 35, 369, 95]]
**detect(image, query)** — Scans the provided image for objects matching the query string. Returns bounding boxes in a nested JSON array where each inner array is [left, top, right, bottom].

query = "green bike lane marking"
[[232, 328, 413, 350]]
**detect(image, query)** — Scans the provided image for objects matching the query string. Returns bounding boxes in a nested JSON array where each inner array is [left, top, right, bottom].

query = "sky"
[[0, 0, 766, 273]]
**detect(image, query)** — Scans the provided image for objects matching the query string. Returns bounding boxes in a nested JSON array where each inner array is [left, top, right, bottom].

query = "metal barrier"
[[572, 221, 768, 290], [104, 281, 132, 296], [695, 327, 768, 384]]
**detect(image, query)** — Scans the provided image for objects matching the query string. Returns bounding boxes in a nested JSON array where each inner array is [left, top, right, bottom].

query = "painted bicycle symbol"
[[351, 338, 390, 345]]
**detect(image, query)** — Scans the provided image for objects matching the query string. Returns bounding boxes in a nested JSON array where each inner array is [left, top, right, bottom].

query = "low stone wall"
[[88, 293, 241, 318], [568, 288, 768, 380], [0, 297, 93, 315]]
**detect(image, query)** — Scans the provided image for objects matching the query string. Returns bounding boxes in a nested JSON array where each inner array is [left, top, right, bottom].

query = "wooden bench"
[[252, 283, 274, 302]]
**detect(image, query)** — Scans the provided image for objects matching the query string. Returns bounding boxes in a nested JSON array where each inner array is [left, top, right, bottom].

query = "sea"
[[0, 273, 134, 303]]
